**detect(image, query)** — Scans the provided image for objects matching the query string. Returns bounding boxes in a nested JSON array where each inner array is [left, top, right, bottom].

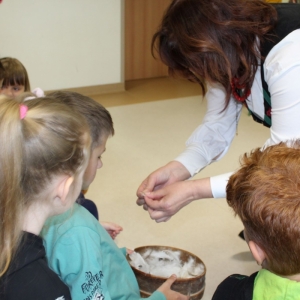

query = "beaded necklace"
[[231, 77, 251, 102], [231, 77, 251, 135]]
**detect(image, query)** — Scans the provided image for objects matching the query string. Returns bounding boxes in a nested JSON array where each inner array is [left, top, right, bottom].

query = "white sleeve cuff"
[[175, 152, 208, 177], [210, 172, 234, 198]]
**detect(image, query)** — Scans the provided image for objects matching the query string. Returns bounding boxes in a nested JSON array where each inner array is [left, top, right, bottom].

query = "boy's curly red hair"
[[227, 141, 300, 275]]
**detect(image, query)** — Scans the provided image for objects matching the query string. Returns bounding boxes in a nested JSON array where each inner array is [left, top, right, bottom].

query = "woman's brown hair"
[[152, 0, 277, 107]]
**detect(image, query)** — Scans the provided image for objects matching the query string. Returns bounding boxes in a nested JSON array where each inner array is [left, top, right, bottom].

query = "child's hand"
[[101, 221, 123, 239], [157, 274, 189, 300], [126, 248, 134, 255]]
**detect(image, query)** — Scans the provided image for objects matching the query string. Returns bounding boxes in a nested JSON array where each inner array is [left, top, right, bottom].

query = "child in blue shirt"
[[41, 91, 188, 300], [46, 91, 122, 237]]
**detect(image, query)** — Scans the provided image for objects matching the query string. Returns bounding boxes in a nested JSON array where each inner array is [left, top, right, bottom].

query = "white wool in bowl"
[[129, 249, 204, 278]]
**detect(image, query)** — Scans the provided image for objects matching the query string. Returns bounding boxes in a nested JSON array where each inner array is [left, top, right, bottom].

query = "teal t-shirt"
[[41, 203, 165, 300], [254, 269, 300, 300]]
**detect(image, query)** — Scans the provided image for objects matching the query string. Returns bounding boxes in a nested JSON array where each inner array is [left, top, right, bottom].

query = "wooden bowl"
[[127, 245, 206, 299]]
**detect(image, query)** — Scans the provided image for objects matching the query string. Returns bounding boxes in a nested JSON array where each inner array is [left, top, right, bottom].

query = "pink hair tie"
[[19, 104, 28, 120]]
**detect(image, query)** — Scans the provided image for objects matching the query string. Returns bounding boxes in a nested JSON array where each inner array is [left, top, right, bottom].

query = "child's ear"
[[248, 240, 266, 266], [57, 176, 75, 206]]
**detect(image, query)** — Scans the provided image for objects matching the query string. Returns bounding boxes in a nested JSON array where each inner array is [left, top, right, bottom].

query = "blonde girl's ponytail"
[[0, 95, 90, 276], [0, 96, 25, 276]]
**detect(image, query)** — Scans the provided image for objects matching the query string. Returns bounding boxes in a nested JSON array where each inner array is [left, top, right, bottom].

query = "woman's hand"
[[142, 178, 212, 222], [100, 221, 123, 239], [136, 161, 191, 209], [157, 274, 189, 300]]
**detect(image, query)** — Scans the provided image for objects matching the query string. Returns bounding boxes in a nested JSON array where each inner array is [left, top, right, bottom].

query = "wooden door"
[[125, 0, 171, 81]]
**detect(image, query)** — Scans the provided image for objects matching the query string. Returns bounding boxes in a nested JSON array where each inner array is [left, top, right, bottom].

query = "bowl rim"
[[127, 244, 206, 281]]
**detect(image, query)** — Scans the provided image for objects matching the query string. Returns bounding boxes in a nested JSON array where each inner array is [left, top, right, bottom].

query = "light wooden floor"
[[92, 77, 203, 107], [87, 78, 268, 299]]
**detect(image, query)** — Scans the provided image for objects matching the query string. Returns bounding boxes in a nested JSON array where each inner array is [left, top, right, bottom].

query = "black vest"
[[249, 3, 300, 128], [212, 273, 258, 300]]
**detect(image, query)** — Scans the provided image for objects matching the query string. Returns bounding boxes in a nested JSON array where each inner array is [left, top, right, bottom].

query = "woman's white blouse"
[[175, 29, 300, 198]]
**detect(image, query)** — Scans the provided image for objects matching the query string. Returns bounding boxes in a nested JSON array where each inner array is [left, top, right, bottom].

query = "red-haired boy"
[[213, 141, 300, 300]]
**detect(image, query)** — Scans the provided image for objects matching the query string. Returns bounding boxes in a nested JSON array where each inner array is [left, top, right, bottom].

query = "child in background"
[[0, 60, 4, 86], [212, 141, 300, 300], [48, 91, 123, 238], [0, 94, 90, 299], [0, 57, 30, 97], [42, 91, 188, 300]]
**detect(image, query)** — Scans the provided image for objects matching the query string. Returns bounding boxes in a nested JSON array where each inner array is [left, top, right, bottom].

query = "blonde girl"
[[0, 94, 90, 299]]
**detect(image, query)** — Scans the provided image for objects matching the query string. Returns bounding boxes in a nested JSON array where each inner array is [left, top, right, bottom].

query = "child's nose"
[[7, 88, 14, 97]]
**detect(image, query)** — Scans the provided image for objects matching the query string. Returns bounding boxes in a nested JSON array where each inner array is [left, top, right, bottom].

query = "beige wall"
[[0, 0, 123, 91]]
